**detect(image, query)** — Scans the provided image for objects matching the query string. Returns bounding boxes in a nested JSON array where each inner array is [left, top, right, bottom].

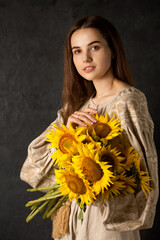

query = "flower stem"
[[26, 200, 49, 223], [25, 189, 62, 207], [30, 202, 40, 211], [27, 184, 60, 192], [42, 198, 58, 219], [46, 195, 68, 218], [25, 193, 62, 207]]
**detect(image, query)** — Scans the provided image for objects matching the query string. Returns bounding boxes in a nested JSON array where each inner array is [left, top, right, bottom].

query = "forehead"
[[71, 28, 107, 47]]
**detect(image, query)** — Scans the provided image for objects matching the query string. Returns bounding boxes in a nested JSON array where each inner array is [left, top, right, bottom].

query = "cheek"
[[73, 56, 81, 71], [73, 56, 77, 67], [102, 49, 112, 61], [101, 52, 112, 68]]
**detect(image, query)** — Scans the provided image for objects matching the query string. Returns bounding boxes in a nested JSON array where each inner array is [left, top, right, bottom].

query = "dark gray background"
[[0, 0, 159, 239]]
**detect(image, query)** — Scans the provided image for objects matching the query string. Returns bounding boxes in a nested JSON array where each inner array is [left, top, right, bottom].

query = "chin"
[[81, 73, 99, 81], [84, 77, 94, 81]]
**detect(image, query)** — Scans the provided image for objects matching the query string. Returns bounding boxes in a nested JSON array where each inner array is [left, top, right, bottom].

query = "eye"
[[73, 49, 81, 54], [92, 45, 100, 51]]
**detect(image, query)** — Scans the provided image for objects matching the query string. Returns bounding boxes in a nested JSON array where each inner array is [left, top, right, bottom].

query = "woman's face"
[[71, 28, 113, 81]]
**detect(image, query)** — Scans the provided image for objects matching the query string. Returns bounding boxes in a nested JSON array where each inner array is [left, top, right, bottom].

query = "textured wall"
[[0, 0, 159, 239]]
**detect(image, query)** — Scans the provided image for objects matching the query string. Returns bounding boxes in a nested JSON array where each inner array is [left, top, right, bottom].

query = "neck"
[[92, 69, 115, 98]]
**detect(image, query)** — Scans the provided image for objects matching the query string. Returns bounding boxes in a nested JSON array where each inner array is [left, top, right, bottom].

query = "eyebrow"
[[71, 40, 101, 50]]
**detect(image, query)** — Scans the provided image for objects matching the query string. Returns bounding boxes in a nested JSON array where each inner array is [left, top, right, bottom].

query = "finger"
[[77, 114, 95, 125], [68, 116, 87, 127], [74, 111, 97, 123], [81, 108, 98, 121], [71, 113, 92, 125], [83, 108, 98, 113]]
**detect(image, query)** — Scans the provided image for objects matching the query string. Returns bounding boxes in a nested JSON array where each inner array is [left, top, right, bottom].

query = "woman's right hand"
[[66, 108, 98, 128]]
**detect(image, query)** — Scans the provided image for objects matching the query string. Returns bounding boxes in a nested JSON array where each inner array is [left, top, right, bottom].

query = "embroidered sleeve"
[[102, 89, 159, 230]]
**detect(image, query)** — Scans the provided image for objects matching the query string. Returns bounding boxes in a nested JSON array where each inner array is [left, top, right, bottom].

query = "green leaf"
[[78, 209, 83, 224]]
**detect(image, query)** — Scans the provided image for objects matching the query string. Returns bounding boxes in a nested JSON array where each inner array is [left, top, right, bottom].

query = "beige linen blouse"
[[20, 86, 159, 240]]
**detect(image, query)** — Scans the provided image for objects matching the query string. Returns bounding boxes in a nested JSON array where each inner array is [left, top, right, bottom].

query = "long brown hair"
[[60, 15, 134, 124]]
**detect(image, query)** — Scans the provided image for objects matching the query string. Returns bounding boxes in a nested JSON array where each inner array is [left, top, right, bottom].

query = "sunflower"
[[125, 164, 152, 197], [132, 150, 142, 171], [113, 141, 142, 171], [76, 113, 123, 145], [75, 126, 97, 145], [139, 171, 152, 197], [99, 145, 125, 174], [51, 143, 78, 168], [75, 126, 90, 143], [55, 169, 95, 206], [102, 176, 126, 201], [72, 143, 114, 195], [119, 143, 152, 197], [118, 172, 137, 195], [110, 131, 131, 147], [45, 122, 78, 166]]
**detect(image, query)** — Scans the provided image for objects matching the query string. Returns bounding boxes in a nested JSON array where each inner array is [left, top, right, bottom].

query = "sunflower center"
[[92, 123, 111, 138], [65, 174, 86, 195], [82, 158, 103, 182], [101, 153, 115, 172], [59, 134, 76, 153]]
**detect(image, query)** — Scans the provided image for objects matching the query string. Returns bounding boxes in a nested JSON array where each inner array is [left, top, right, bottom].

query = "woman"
[[20, 16, 158, 240]]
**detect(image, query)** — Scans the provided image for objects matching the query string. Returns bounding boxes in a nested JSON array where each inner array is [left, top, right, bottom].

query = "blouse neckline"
[[89, 85, 133, 107]]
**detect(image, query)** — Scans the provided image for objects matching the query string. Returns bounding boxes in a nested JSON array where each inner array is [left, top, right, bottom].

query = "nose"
[[83, 50, 92, 63]]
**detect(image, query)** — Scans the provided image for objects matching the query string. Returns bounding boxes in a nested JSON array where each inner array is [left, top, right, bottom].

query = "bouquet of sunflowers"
[[25, 113, 152, 224]]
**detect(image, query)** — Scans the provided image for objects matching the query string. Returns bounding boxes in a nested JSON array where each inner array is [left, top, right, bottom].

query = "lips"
[[83, 66, 95, 73]]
